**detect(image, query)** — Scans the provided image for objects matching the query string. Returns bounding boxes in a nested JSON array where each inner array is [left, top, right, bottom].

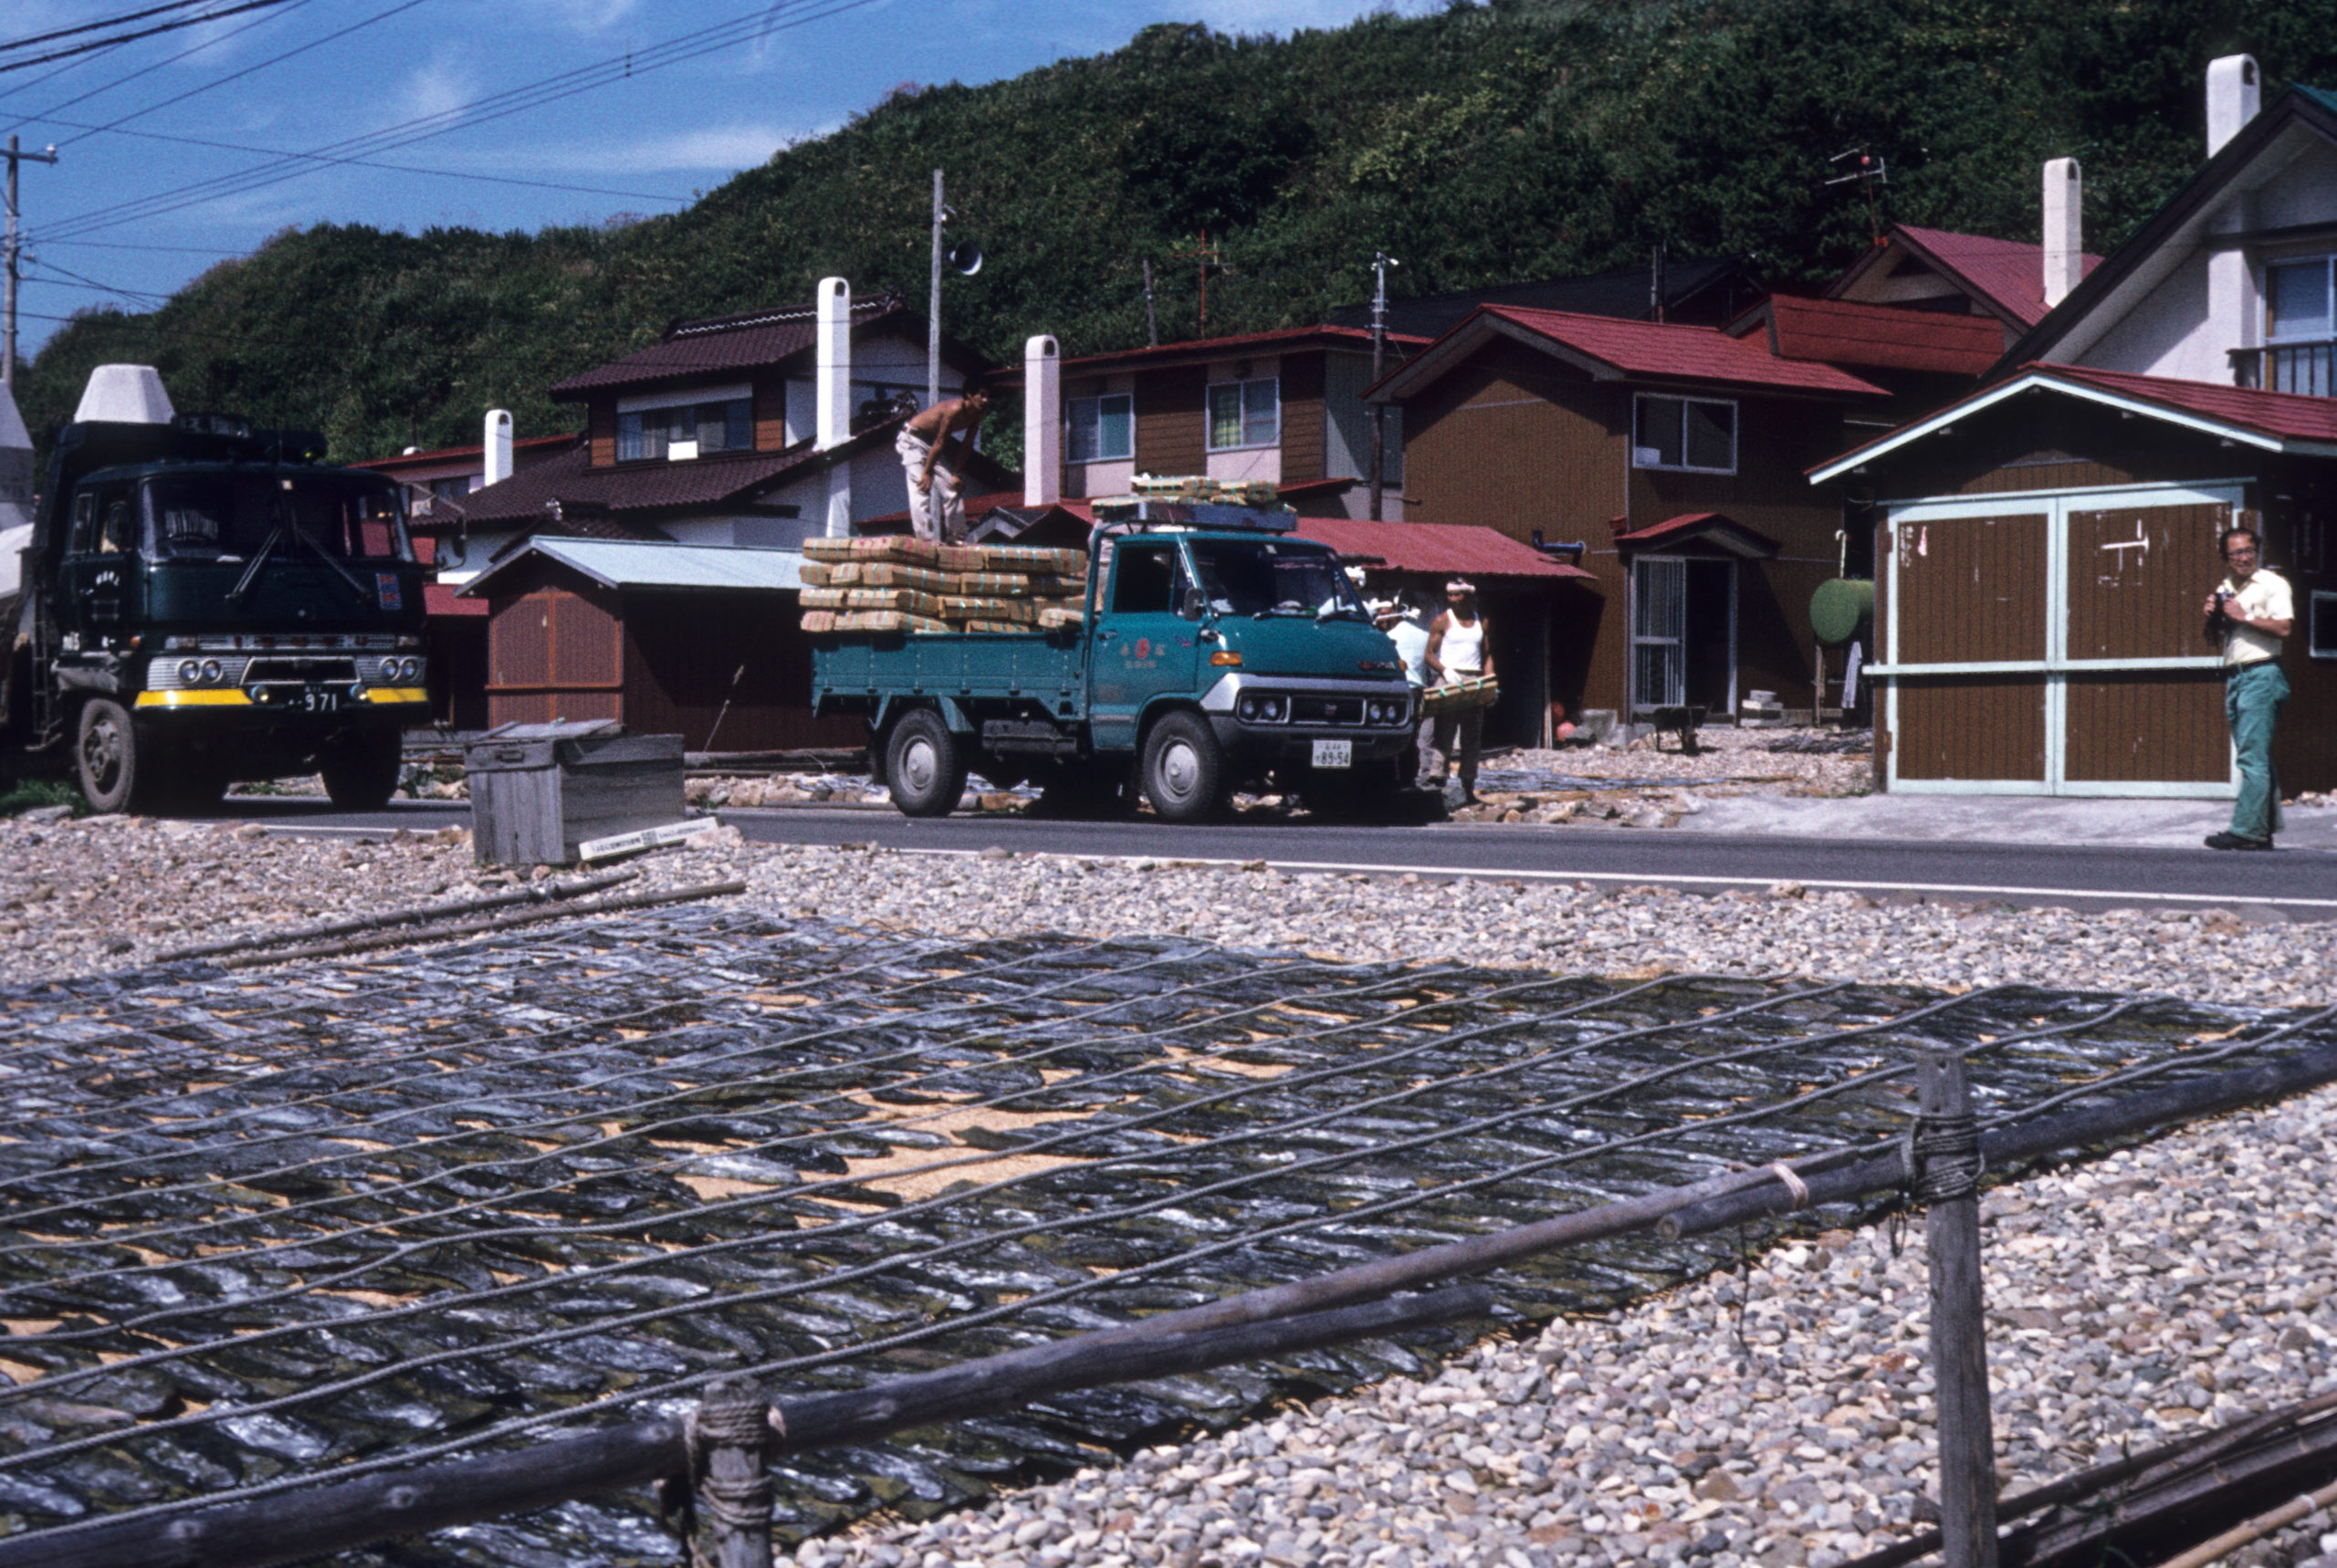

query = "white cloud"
[[518, 122, 800, 173], [393, 45, 483, 131]]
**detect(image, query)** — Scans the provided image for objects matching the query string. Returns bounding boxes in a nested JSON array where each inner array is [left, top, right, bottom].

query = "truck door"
[[1086, 538, 1200, 752], [63, 487, 136, 635]]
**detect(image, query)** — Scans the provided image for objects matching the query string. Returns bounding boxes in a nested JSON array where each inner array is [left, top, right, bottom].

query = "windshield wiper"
[[288, 521, 371, 600], [225, 528, 282, 602]]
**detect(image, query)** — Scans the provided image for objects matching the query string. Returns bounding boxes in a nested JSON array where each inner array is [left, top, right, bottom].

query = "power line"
[[0, 0, 315, 124], [1, 0, 256, 55], [0, 0, 296, 76], [33, 237, 248, 254], [28, 0, 879, 243]]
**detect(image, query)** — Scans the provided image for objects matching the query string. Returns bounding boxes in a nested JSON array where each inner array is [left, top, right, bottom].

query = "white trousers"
[[896, 427, 963, 542]]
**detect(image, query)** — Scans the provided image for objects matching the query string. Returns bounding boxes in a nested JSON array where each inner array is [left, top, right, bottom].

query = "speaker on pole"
[[948, 240, 984, 277]]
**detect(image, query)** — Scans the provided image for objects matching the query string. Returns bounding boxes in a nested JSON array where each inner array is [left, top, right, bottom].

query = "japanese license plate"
[[1311, 738, 1352, 769], [300, 686, 344, 713]]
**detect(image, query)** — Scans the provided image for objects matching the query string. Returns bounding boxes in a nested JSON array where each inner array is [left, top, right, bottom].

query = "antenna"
[[1172, 231, 1222, 329], [1826, 145, 1891, 246]]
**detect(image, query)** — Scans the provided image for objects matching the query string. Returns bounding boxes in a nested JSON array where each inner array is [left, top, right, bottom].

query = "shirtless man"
[[896, 382, 990, 543]]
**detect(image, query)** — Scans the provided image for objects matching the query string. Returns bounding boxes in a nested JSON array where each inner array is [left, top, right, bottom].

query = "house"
[[1824, 219, 2102, 350], [1326, 256, 1770, 340], [1369, 304, 1887, 729], [1811, 57, 2337, 799], [997, 326, 1429, 520]]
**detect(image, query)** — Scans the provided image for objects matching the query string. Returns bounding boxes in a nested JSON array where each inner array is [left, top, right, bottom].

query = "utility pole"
[[1368, 251, 1397, 523], [927, 168, 944, 409], [4, 136, 61, 390], [1142, 258, 1159, 348]]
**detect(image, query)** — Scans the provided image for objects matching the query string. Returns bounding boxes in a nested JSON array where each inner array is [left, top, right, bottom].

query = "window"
[[140, 477, 411, 563], [1069, 393, 1134, 463], [616, 396, 753, 462], [1186, 538, 1367, 619], [2312, 590, 2337, 661], [1207, 378, 1278, 450], [1632, 394, 1736, 474], [429, 476, 475, 503], [2269, 258, 2336, 341], [1109, 544, 1179, 615]]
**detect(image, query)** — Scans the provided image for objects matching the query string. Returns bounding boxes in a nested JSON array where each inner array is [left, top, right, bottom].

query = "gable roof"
[[456, 421, 889, 525], [358, 433, 579, 474], [1999, 85, 2337, 371], [1614, 512, 1781, 558], [1326, 256, 1768, 339], [1290, 517, 1596, 580], [1827, 225, 2102, 329], [1023, 325, 1430, 381], [458, 538, 805, 599], [1808, 362, 2337, 484], [1727, 295, 2003, 376], [547, 289, 986, 400], [1369, 304, 1888, 403]]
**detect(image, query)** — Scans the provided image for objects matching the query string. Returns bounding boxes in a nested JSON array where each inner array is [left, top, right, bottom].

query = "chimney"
[[1023, 335, 1061, 507], [483, 409, 513, 486], [2207, 55, 2260, 158], [72, 364, 173, 424], [815, 276, 851, 451], [2042, 158, 2082, 308]]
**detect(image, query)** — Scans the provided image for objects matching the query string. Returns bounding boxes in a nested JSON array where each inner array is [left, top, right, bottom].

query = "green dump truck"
[[1, 368, 430, 814], [812, 501, 1418, 821]]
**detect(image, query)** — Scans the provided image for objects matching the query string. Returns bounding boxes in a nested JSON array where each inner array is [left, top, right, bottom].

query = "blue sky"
[[4, 0, 1431, 360]]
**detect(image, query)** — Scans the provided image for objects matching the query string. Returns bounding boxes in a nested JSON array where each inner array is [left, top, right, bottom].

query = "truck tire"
[[886, 709, 966, 818], [75, 698, 152, 815], [321, 727, 403, 810], [1140, 712, 1226, 824]]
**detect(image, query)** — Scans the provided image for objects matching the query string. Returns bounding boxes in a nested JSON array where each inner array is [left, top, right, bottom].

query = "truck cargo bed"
[[813, 630, 1085, 712]]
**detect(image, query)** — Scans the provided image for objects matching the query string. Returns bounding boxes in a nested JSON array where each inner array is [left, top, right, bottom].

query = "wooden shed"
[[458, 538, 863, 752], [1812, 365, 2337, 797]]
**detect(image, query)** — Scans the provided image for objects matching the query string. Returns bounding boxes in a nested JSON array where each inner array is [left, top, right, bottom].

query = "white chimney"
[[2207, 55, 2260, 158], [483, 409, 513, 486], [73, 364, 173, 424], [815, 276, 851, 452], [0, 379, 32, 534], [2042, 158, 2082, 308], [1023, 335, 1062, 507]]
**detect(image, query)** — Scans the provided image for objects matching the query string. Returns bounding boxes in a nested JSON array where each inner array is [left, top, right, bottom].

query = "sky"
[[2, 0, 1433, 361]]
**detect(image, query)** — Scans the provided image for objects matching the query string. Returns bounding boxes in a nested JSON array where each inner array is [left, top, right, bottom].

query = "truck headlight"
[[403, 656, 424, 682], [201, 659, 223, 684], [178, 660, 201, 685], [1261, 696, 1285, 722]]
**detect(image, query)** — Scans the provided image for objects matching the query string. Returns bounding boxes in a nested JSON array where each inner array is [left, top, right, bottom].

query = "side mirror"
[[1180, 586, 1207, 621]]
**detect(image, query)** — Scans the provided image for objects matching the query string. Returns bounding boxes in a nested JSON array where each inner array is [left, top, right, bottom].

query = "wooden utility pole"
[[4, 136, 61, 389], [1917, 1046, 1999, 1568], [695, 1375, 773, 1568], [1368, 250, 1397, 522], [927, 168, 945, 409], [1142, 257, 1159, 348]]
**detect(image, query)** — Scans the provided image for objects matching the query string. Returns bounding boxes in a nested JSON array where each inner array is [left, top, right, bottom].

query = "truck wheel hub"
[[1158, 740, 1200, 800], [900, 737, 938, 794]]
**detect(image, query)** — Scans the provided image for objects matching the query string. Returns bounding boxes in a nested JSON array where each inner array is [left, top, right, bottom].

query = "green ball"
[[1810, 577, 1874, 647]]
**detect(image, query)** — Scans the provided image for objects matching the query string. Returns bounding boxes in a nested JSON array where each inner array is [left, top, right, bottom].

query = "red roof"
[[358, 434, 579, 473], [1463, 306, 1886, 396], [2039, 363, 2337, 444], [1292, 517, 1596, 580], [1046, 324, 1431, 375], [1745, 296, 2001, 377], [1871, 227, 2103, 329], [548, 292, 918, 397], [1614, 511, 1781, 558], [424, 581, 488, 618]]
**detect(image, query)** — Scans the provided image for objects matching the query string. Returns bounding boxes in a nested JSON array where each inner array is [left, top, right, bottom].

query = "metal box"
[[464, 719, 686, 865]]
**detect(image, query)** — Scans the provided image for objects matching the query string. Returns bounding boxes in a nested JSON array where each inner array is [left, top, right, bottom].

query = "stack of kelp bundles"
[[1128, 473, 1281, 507], [799, 538, 1090, 634], [1418, 675, 1501, 716]]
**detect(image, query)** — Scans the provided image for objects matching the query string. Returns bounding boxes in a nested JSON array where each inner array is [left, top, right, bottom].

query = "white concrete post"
[[483, 409, 513, 486], [1024, 335, 1061, 507], [2207, 55, 2260, 158], [815, 277, 851, 452], [2042, 159, 2081, 308]]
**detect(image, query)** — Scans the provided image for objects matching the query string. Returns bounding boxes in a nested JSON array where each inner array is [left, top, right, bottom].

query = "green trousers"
[[2225, 660, 2290, 842]]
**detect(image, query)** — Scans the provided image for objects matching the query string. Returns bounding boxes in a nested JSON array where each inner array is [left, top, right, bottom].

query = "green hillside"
[[16, 0, 2305, 466]]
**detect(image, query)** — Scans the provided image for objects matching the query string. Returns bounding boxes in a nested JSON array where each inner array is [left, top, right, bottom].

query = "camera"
[[2211, 588, 2235, 618]]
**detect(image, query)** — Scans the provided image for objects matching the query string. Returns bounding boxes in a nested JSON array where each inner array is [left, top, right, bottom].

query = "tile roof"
[[358, 433, 579, 472], [456, 441, 825, 524], [1033, 325, 1430, 378], [459, 538, 806, 599], [1326, 256, 1768, 338], [1614, 511, 1781, 558], [1745, 296, 2002, 376], [547, 291, 909, 397], [1290, 517, 1596, 580], [1881, 226, 2103, 328], [1472, 306, 1888, 395], [423, 581, 487, 618]]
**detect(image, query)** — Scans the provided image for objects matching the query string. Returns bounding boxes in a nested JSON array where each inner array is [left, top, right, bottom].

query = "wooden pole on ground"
[[695, 1375, 773, 1568], [1918, 1046, 1998, 1568]]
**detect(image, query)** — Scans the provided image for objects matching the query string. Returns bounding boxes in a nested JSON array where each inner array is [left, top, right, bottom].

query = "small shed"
[[1810, 365, 2337, 797], [456, 538, 864, 752]]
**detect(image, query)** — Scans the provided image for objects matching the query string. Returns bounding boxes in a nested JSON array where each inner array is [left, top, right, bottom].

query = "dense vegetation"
[[20, 0, 2333, 465]]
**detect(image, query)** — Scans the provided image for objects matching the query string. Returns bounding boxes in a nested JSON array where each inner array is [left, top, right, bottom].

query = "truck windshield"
[[1185, 538, 1368, 620], [143, 476, 411, 563]]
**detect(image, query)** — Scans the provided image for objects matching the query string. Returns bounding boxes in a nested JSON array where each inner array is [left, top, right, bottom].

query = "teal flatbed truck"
[[811, 501, 1418, 821]]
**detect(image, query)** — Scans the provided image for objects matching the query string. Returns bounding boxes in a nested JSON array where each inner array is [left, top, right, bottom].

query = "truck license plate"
[[300, 687, 343, 713], [1312, 738, 1352, 769]]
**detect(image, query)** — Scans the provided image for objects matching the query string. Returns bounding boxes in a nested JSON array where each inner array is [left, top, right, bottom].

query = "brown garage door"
[[2062, 502, 2231, 785], [1892, 511, 2048, 781]]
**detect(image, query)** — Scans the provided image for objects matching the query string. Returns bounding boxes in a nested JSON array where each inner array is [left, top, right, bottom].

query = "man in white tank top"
[[1426, 579, 1495, 803]]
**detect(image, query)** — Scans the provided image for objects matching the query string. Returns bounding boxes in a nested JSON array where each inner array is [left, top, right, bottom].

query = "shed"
[[456, 538, 863, 752], [1811, 364, 2337, 797]]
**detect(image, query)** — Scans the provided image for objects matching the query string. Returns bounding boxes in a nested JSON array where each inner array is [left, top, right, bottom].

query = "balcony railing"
[[2231, 341, 2337, 395]]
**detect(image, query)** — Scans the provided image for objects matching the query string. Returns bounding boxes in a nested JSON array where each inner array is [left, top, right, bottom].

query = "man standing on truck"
[[896, 381, 991, 543], [1426, 579, 1494, 805]]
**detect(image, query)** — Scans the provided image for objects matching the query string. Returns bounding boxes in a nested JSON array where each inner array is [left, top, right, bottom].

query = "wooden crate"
[[464, 720, 686, 865]]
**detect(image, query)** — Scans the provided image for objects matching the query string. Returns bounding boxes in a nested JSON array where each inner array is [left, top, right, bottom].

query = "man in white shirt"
[[1378, 592, 1436, 786], [2201, 525, 2293, 850]]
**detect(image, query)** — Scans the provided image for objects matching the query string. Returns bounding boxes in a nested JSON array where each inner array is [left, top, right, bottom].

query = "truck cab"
[[4, 371, 429, 813]]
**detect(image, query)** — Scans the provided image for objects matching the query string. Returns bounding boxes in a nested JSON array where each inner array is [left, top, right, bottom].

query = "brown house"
[[1371, 305, 1886, 725]]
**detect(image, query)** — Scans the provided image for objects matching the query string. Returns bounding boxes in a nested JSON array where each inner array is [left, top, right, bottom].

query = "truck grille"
[[244, 657, 360, 685], [1290, 695, 1363, 726]]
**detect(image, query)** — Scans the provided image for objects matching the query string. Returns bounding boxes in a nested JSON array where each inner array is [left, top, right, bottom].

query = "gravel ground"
[[797, 1083, 2337, 1568], [2, 819, 2332, 1007]]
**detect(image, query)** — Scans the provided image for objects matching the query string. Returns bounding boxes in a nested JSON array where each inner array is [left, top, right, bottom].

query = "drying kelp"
[[0, 913, 2321, 1565]]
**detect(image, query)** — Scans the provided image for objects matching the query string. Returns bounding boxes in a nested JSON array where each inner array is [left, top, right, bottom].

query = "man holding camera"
[[2202, 525, 2293, 851]]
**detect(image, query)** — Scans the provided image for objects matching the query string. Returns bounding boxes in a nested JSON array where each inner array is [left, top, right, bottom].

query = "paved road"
[[211, 796, 2337, 915]]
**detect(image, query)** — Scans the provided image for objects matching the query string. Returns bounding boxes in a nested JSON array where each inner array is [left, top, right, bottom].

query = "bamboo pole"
[[162, 870, 637, 960], [212, 880, 746, 968], [2151, 1474, 2337, 1568]]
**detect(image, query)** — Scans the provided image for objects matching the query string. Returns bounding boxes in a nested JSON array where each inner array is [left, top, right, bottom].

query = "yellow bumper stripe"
[[362, 687, 429, 705], [135, 690, 253, 708]]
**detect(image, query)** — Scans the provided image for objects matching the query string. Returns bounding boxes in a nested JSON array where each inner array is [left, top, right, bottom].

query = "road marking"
[[876, 847, 2337, 911]]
